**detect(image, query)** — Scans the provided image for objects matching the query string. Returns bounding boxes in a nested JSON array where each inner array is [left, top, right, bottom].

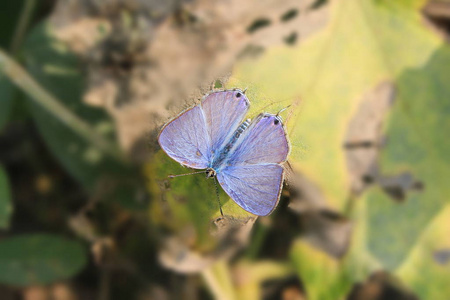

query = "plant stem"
[[0, 49, 126, 163], [98, 267, 111, 300], [201, 261, 237, 300], [244, 222, 267, 260]]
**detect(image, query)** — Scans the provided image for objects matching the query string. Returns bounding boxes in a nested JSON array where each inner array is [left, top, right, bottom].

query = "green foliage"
[[0, 77, 14, 130], [147, 151, 253, 251], [0, 165, 12, 229], [22, 22, 131, 191], [367, 45, 450, 269], [290, 241, 352, 300], [230, 0, 439, 210], [396, 205, 450, 299], [0, 1, 23, 48], [234, 261, 293, 300], [0, 234, 87, 286], [0, 0, 448, 297], [0, 0, 33, 130], [230, 0, 450, 297]]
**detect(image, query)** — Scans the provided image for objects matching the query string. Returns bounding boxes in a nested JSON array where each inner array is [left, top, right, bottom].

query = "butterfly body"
[[158, 89, 289, 216], [210, 118, 251, 171]]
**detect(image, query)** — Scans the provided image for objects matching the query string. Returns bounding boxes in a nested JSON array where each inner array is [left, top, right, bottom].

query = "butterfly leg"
[[168, 170, 206, 178], [213, 176, 224, 217]]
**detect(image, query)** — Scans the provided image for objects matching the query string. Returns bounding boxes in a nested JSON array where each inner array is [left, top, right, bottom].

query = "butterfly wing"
[[217, 164, 284, 216], [158, 106, 211, 169], [227, 113, 289, 166], [201, 90, 250, 156], [158, 89, 250, 169], [216, 113, 289, 216]]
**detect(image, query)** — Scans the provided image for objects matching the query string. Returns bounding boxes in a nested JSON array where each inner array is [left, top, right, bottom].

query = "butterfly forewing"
[[217, 164, 284, 216], [158, 106, 211, 169], [201, 90, 249, 158]]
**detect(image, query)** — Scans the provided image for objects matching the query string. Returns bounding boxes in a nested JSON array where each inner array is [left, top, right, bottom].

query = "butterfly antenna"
[[213, 176, 224, 217], [242, 87, 248, 94], [276, 105, 291, 117], [168, 170, 205, 178]]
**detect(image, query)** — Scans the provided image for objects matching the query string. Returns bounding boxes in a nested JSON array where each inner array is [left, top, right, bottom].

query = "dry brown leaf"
[[23, 286, 51, 300], [284, 165, 353, 258], [347, 271, 419, 300], [51, 284, 78, 300], [283, 82, 395, 259], [285, 164, 330, 213], [344, 81, 396, 195], [344, 82, 424, 201], [159, 216, 256, 273], [302, 210, 352, 258], [49, 0, 328, 151]]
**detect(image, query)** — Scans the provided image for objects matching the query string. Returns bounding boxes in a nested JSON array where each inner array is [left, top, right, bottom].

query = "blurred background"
[[0, 0, 449, 299]]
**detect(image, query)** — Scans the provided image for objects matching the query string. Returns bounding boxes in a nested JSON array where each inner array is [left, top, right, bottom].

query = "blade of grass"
[[0, 48, 126, 163]]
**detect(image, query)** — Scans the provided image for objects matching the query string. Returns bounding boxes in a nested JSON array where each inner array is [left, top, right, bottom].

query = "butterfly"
[[158, 89, 290, 216]]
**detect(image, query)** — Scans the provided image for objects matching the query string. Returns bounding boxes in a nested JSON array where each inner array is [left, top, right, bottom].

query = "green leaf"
[[234, 260, 294, 300], [396, 204, 450, 299], [365, 45, 450, 269], [0, 77, 14, 130], [146, 151, 254, 252], [229, 0, 440, 211], [0, 165, 12, 229], [290, 241, 352, 300], [22, 22, 127, 190], [0, 234, 87, 286], [229, 0, 450, 290], [202, 261, 237, 300], [342, 196, 384, 289], [0, 2, 23, 48]]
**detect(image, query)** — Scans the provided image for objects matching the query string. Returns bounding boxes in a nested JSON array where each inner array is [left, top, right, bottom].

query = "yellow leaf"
[[229, 0, 441, 210]]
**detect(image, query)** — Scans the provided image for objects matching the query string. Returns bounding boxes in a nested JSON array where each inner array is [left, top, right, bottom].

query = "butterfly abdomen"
[[211, 119, 251, 169], [226, 119, 250, 150], [235, 119, 250, 137]]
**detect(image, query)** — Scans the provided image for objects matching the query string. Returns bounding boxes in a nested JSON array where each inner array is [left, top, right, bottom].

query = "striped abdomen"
[[211, 119, 251, 168]]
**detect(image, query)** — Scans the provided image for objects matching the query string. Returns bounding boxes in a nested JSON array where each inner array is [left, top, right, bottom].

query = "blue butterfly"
[[158, 89, 290, 216]]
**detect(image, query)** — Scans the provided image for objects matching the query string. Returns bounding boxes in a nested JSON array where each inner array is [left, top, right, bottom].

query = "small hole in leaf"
[[214, 80, 223, 88], [237, 44, 265, 59], [247, 18, 271, 34], [174, 9, 198, 26], [433, 249, 450, 265], [343, 140, 374, 149], [362, 175, 374, 184], [383, 185, 405, 202], [412, 181, 424, 191], [284, 32, 297, 45], [119, 58, 133, 71], [280, 9, 298, 22], [310, 0, 328, 10]]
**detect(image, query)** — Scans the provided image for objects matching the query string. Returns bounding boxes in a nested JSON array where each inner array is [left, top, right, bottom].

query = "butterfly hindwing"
[[226, 113, 289, 166], [217, 164, 284, 216], [158, 106, 211, 169], [215, 113, 289, 216]]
